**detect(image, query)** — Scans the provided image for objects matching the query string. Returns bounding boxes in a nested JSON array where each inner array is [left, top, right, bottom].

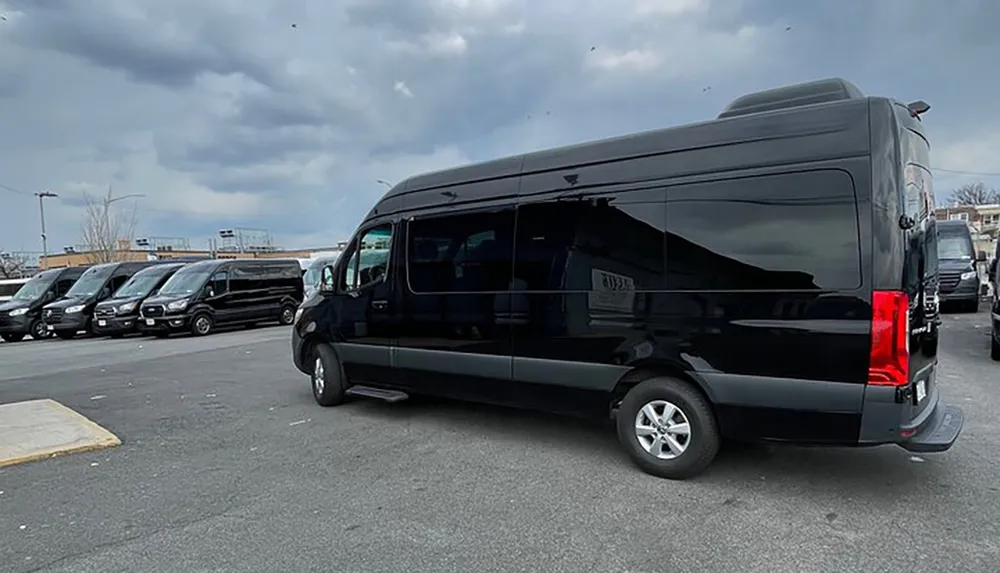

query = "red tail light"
[[867, 291, 910, 386]]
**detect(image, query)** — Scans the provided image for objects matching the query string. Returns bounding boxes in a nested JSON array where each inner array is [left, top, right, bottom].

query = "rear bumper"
[[899, 403, 964, 453]]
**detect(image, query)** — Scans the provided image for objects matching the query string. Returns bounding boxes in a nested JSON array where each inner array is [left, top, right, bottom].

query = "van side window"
[[406, 210, 514, 293], [209, 271, 228, 294], [341, 224, 393, 291], [229, 266, 254, 292], [55, 278, 75, 296], [514, 198, 667, 292], [110, 274, 129, 293], [664, 170, 862, 291]]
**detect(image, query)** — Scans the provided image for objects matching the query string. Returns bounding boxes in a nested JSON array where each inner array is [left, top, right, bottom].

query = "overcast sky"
[[1, 0, 998, 255]]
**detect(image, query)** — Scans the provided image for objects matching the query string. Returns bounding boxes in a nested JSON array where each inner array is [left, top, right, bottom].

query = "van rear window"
[[664, 170, 862, 291]]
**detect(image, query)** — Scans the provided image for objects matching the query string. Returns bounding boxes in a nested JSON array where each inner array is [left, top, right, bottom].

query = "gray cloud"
[[1, 0, 998, 255]]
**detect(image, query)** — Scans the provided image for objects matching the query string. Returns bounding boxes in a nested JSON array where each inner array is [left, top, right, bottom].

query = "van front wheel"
[[191, 313, 213, 337], [311, 343, 346, 407], [278, 304, 296, 326], [616, 377, 720, 480]]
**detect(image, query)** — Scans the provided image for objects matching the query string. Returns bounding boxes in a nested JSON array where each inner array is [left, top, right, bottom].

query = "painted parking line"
[[0, 399, 121, 467]]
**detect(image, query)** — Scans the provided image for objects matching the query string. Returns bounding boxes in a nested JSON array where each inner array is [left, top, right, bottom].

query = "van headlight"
[[166, 299, 188, 311], [117, 302, 136, 313], [8, 308, 27, 317], [66, 305, 85, 313], [960, 271, 977, 281]]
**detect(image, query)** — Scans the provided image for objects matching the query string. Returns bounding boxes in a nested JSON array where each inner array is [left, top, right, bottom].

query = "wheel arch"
[[610, 361, 719, 417]]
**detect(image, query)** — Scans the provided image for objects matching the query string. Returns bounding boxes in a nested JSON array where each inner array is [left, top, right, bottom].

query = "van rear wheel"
[[278, 304, 296, 326], [616, 377, 720, 480]]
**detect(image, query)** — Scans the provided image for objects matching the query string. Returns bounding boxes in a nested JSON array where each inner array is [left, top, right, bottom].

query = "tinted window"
[[665, 170, 861, 290], [513, 197, 666, 292], [903, 128, 933, 221], [340, 225, 393, 291], [406, 210, 514, 293], [229, 265, 258, 292]]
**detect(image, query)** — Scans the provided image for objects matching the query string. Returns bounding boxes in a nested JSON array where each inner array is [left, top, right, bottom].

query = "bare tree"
[[80, 186, 139, 264], [949, 181, 1000, 206], [0, 252, 27, 279]]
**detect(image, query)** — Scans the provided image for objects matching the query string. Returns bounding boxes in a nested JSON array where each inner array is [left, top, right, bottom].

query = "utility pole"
[[35, 191, 58, 270]]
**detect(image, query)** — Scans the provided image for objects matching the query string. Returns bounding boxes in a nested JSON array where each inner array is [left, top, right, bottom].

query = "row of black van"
[[0, 258, 303, 342]]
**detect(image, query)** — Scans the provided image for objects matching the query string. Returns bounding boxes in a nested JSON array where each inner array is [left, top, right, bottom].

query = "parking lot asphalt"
[[1, 314, 998, 573]]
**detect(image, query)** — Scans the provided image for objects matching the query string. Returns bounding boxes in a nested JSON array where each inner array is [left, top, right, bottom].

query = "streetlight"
[[107, 193, 145, 205], [376, 179, 393, 189], [34, 191, 57, 269]]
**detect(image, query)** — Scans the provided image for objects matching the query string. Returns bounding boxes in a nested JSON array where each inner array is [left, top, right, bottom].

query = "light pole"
[[376, 179, 393, 189], [35, 191, 57, 269]]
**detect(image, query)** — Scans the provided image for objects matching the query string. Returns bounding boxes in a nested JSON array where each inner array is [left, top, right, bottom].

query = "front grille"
[[95, 307, 115, 318], [142, 305, 164, 318], [939, 271, 961, 293], [45, 308, 65, 323]]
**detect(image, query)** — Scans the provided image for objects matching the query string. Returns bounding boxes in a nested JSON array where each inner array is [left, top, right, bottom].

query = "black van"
[[139, 259, 303, 338], [92, 262, 186, 338], [990, 244, 999, 360], [42, 261, 168, 339], [290, 78, 964, 480], [0, 267, 86, 342], [936, 219, 987, 312]]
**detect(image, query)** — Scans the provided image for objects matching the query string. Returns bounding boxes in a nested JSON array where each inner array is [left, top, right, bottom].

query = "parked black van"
[[936, 219, 987, 312], [42, 261, 168, 339], [0, 266, 86, 342], [291, 78, 964, 480], [139, 259, 303, 338], [990, 244, 999, 360], [92, 262, 187, 338]]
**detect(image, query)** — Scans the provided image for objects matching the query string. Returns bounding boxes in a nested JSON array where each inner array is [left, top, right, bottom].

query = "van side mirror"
[[976, 250, 987, 262], [319, 266, 336, 294]]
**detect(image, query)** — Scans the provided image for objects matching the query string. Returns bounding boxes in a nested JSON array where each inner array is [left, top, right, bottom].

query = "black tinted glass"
[[665, 170, 861, 290]]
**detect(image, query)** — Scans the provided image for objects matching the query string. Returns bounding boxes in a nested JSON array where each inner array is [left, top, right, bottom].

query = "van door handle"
[[371, 300, 388, 309]]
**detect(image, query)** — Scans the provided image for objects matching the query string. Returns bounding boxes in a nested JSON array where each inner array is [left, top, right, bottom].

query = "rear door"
[[898, 105, 937, 419]]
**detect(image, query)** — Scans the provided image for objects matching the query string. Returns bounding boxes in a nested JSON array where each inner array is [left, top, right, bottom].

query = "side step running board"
[[346, 385, 409, 403]]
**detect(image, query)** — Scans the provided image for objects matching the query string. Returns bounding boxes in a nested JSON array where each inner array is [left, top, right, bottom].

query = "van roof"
[[376, 77, 883, 211]]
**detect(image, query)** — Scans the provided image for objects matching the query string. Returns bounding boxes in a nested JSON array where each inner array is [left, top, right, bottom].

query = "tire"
[[991, 337, 1000, 361], [964, 299, 980, 313], [922, 330, 939, 358], [29, 320, 49, 341], [1, 333, 24, 343], [55, 330, 76, 340], [278, 304, 296, 326], [311, 343, 346, 407], [190, 313, 213, 337], [616, 377, 721, 480]]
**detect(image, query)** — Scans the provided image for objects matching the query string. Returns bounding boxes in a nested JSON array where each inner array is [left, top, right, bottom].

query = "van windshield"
[[158, 267, 213, 295], [114, 270, 166, 298], [12, 272, 57, 301], [938, 232, 973, 260], [66, 266, 114, 297]]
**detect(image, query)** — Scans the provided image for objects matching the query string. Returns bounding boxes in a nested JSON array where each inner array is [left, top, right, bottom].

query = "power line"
[[932, 167, 1000, 177], [0, 182, 30, 196]]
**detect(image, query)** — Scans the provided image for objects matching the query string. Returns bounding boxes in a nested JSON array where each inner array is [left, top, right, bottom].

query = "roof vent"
[[718, 78, 865, 119]]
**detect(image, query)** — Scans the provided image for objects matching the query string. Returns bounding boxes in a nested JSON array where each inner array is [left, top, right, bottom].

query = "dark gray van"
[[42, 261, 169, 339], [291, 78, 964, 480], [0, 267, 86, 342], [139, 259, 303, 338], [92, 262, 187, 338], [936, 219, 987, 312]]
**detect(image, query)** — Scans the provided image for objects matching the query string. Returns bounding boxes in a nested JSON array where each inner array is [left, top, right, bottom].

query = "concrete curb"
[[0, 399, 122, 468]]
